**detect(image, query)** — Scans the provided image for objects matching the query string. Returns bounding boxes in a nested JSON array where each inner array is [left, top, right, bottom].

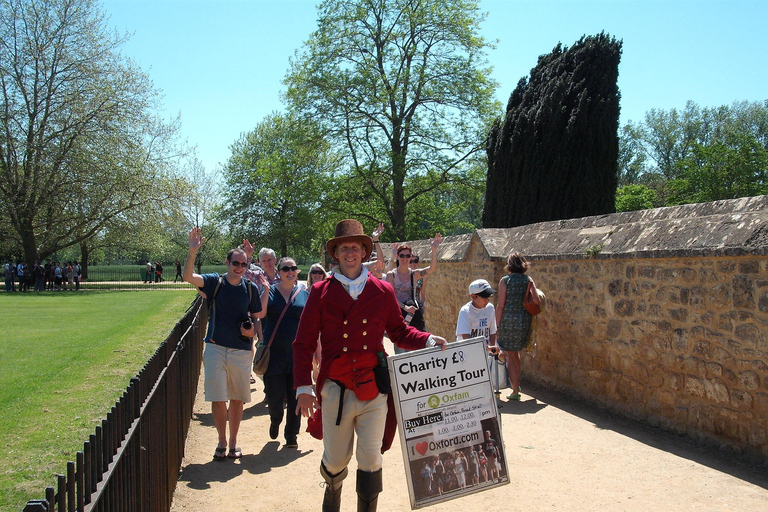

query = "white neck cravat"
[[333, 268, 369, 300]]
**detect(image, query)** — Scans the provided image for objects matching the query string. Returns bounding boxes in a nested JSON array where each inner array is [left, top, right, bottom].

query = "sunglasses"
[[310, 270, 325, 275], [409, 260, 418, 264], [230, 261, 249, 268], [279, 265, 298, 272], [398, 253, 412, 258]]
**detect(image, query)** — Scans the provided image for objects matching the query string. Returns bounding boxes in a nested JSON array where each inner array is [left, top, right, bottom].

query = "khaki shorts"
[[203, 342, 252, 403]]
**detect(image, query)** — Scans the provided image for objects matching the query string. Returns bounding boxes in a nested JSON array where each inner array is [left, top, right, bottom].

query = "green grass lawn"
[[0, 290, 197, 510]]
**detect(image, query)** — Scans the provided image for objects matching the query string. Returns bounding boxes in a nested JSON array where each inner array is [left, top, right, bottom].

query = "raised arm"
[[417, 233, 443, 277], [371, 222, 384, 261], [242, 238, 255, 261], [252, 273, 270, 320], [183, 227, 205, 288]]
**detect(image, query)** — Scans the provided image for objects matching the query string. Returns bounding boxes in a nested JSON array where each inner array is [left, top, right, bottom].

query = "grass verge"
[[0, 290, 196, 510]]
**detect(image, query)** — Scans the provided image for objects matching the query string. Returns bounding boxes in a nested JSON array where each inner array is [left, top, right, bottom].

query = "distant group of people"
[[144, 260, 165, 283], [4, 260, 80, 292], [181, 218, 538, 512]]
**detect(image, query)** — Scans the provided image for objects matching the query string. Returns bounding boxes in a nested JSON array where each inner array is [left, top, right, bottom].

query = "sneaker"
[[269, 422, 279, 440], [284, 439, 298, 449]]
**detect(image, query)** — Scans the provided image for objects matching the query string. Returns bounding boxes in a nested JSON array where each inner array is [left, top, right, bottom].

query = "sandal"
[[507, 393, 521, 401], [213, 446, 227, 460], [227, 447, 242, 459]]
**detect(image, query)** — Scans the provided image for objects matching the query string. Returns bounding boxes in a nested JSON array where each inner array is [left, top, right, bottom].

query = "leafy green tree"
[[160, 158, 226, 272], [641, 102, 703, 179], [219, 113, 337, 260], [619, 100, 768, 206], [404, 157, 486, 237], [669, 132, 768, 203], [484, 33, 622, 228], [284, 0, 499, 241], [618, 122, 648, 186], [615, 184, 657, 212], [320, 154, 486, 243], [0, 0, 185, 265]]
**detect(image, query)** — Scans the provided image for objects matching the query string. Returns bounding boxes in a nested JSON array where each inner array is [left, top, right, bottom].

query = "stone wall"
[[415, 196, 768, 462]]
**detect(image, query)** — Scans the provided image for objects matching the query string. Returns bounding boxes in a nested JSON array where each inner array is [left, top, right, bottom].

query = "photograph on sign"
[[388, 337, 508, 509]]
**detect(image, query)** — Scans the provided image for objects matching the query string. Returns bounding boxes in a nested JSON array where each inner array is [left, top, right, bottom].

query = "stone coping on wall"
[[480, 195, 768, 261], [377, 195, 768, 264], [379, 233, 474, 264]]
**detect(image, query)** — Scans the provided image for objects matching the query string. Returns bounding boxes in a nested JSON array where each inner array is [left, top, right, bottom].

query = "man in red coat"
[[294, 219, 447, 512]]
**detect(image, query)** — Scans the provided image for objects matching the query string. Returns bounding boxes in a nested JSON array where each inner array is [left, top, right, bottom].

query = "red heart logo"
[[415, 442, 428, 456]]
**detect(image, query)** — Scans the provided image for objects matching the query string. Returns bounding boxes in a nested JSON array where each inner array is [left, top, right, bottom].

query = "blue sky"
[[102, 0, 768, 173]]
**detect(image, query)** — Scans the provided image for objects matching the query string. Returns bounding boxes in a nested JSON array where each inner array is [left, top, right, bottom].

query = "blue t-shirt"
[[200, 273, 262, 350]]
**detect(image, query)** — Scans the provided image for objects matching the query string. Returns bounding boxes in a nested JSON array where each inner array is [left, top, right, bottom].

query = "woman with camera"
[[260, 256, 309, 448], [384, 234, 442, 353]]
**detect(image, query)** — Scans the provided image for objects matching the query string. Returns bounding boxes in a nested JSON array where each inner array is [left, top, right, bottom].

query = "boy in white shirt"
[[456, 278, 500, 345], [456, 279, 502, 373]]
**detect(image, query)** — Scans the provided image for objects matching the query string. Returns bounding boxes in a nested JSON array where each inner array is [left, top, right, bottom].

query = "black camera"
[[241, 318, 253, 330]]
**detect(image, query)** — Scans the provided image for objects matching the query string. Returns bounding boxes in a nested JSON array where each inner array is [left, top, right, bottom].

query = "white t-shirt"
[[455, 301, 497, 344]]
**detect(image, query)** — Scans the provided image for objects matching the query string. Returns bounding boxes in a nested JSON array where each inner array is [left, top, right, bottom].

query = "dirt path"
[[171, 346, 768, 511]]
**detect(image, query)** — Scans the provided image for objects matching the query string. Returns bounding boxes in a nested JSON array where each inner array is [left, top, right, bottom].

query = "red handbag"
[[523, 277, 542, 316]]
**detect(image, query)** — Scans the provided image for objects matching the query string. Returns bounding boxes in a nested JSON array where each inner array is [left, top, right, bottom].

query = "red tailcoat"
[[293, 274, 431, 451]]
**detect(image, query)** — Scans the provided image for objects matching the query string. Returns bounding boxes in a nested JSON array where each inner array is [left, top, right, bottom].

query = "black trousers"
[[263, 372, 301, 443]]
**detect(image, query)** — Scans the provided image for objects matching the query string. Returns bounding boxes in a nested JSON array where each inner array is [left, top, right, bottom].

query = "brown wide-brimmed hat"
[[326, 219, 373, 262]]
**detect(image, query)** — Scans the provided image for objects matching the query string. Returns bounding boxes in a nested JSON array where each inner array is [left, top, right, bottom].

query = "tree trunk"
[[19, 218, 39, 265], [391, 147, 408, 240], [80, 242, 90, 279]]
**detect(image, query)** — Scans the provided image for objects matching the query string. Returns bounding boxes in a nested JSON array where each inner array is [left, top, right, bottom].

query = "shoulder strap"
[[264, 286, 300, 349], [207, 275, 225, 339], [209, 275, 225, 308], [410, 269, 417, 303]]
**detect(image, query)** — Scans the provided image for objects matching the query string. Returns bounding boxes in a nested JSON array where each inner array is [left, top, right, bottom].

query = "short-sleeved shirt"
[[455, 301, 497, 344], [483, 437, 500, 461], [199, 273, 262, 350]]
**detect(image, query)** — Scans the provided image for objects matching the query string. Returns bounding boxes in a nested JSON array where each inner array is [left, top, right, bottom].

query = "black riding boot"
[[321, 462, 348, 512], [356, 469, 382, 512]]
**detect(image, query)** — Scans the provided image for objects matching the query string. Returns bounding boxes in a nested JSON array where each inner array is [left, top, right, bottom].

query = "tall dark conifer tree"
[[483, 32, 622, 228]]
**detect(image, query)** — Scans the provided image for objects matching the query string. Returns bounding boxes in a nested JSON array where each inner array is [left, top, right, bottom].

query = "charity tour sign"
[[388, 337, 508, 509]]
